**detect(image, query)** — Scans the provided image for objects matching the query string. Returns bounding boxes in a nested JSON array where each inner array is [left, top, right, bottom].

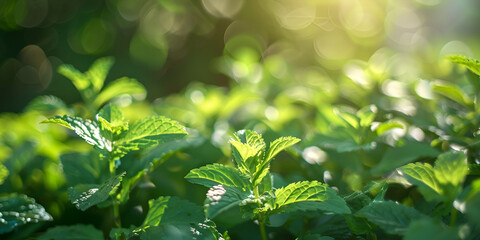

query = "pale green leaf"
[[93, 77, 146, 109], [0, 163, 8, 185], [43, 115, 113, 152], [271, 181, 350, 214], [67, 172, 125, 211], [87, 57, 115, 92], [432, 81, 473, 107], [400, 162, 442, 195], [36, 224, 104, 240], [357, 105, 377, 127], [434, 151, 468, 187], [448, 55, 480, 76], [265, 136, 301, 162], [58, 64, 89, 91], [118, 116, 187, 152], [0, 194, 53, 234], [375, 121, 404, 135], [204, 185, 251, 219], [333, 106, 359, 129], [230, 130, 266, 174], [356, 201, 426, 235], [24, 95, 68, 113], [185, 163, 251, 189], [371, 141, 439, 175]]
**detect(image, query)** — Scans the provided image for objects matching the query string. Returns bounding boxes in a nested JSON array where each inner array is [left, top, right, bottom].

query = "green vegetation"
[[2, 1, 480, 240]]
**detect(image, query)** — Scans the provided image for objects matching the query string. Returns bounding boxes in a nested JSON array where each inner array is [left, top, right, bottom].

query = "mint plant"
[[44, 104, 187, 229], [186, 130, 350, 240]]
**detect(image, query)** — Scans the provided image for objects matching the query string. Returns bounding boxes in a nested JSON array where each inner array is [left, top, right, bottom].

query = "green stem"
[[450, 207, 458, 227], [259, 219, 268, 240], [109, 157, 122, 228]]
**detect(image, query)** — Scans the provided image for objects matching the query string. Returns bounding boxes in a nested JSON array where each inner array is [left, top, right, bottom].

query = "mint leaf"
[[371, 141, 439, 175], [67, 172, 125, 211], [185, 163, 252, 189], [58, 64, 90, 91], [43, 115, 112, 152], [404, 218, 459, 240], [60, 152, 107, 186], [265, 136, 301, 162], [356, 201, 426, 235], [400, 162, 442, 200], [448, 55, 480, 76], [0, 194, 53, 234], [270, 181, 350, 214], [205, 185, 251, 219], [87, 57, 114, 92], [118, 116, 187, 152], [432, 81, 473, 107], [37, 224, 104, 240], [93, 77, 146, 109], [434, 151, 468, 187]]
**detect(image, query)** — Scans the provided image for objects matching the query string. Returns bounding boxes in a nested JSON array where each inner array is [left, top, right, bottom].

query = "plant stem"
[[450, 207, 458, 227], [259, 219, 268, 240], [109, 157, 122, 228]]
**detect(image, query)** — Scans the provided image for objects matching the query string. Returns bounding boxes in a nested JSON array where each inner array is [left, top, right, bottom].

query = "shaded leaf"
[[60, 152, 107, 186], [36, 224, 104, 240], [356, 201, 426, 235], [24, 95, 68, 113], [67, 172, 125, 211], [371, 141, 439, 175], [0, 194, 52, 234], [204, 185, 251, 219], [404, 218, 459, 240], [271, 181, 350, 214], [185, 163, 251, 189]]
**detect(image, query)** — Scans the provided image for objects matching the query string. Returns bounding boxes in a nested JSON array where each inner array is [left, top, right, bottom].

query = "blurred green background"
[[1, 0, 480, 113]]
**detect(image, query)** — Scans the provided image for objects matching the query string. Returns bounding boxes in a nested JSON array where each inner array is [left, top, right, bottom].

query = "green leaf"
[[96, 104, 128, 140], [434, 151, 468, 187], [357, 105, 377, 127], [24, 95, 68, 113], [118, 116, 187, 152], [448, 55, 480, 76], [404, 218, 459, 240], [400, 162, 442, 198], [60, 152, 107, 186], [270, 181, 350, 214], [0, 163, 8, 185], [356, 201, 426, 235], [230, 130, 266, 175], [67, 172, 125, 211], [185, 163, 251, 189], [58, 64, 89, 91], [333, 106, 360, 129], [43, 115, 112, 152], [252, 136, 300, 186], [36, 224, 104, 240], [0, 194, 52, 234], [375, 121, 404, 135], [142, 196, 204, 227], [93, 77, 146, 109], [265, 136, 301, 162], [204, 185, 252, 219], [87, 57, 115, 92], [371, 141, 440, 175], [432, 81, 473, 107]]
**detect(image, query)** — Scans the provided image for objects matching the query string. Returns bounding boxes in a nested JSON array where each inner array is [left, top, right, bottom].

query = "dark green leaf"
[[36, 224, 104, 240], [404, 218, 459, 240], [67, 172, 125, 211], [371, 141, 439, 175], [356, 201, 426, 235], [0, 194, 52, 234], [204, 185, 251, 219], [60, 152, 107, 185]]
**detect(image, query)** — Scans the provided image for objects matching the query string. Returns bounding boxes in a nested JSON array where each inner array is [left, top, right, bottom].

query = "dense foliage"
[[2, 1, 480, 240]]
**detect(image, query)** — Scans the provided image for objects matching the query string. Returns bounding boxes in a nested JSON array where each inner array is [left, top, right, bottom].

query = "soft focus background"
[[1, 0, 479, 113]]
